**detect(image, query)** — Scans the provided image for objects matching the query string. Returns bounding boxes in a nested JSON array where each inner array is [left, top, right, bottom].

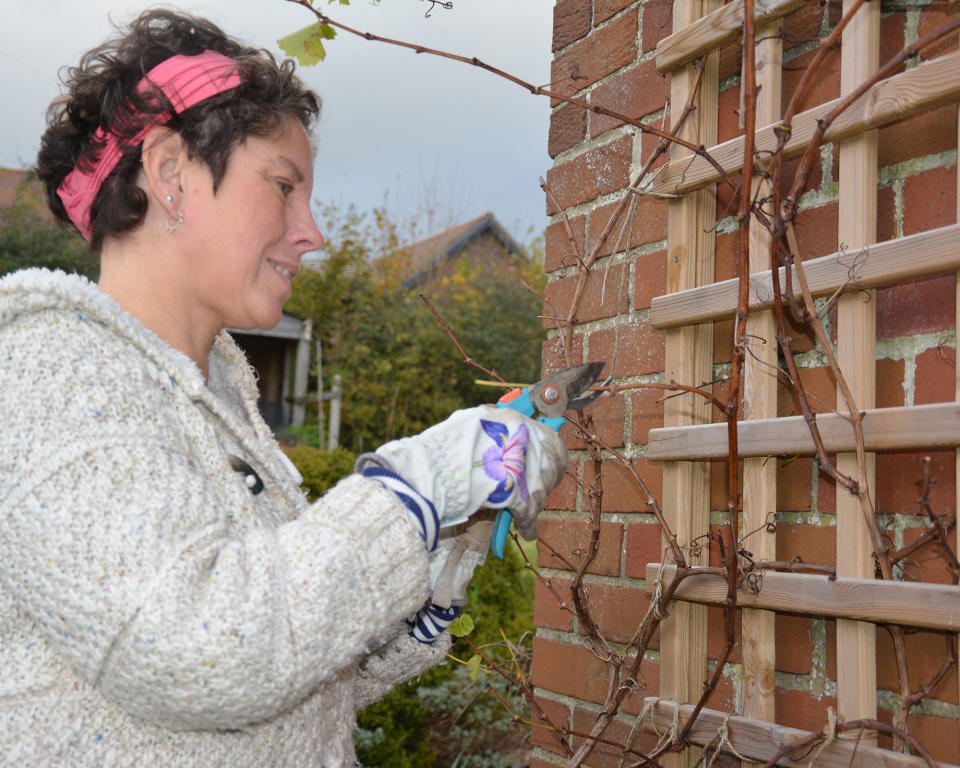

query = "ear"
[[139, 127, 188, 214]]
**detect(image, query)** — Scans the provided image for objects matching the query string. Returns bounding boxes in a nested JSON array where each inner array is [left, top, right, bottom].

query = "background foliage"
[[0, 175, 95, 280], [285, 203, 546, 453]]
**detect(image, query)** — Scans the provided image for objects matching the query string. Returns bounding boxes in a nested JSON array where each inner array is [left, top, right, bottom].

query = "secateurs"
[[491, 361, 608, 558]]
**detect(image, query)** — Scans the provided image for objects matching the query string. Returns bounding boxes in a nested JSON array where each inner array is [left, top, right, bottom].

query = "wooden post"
[[835, 0, 879, 735], [660, 1, 718, 765], [741, 18, 783, 732]]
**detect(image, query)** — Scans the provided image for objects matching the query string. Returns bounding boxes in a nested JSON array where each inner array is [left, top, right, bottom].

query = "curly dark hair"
[[36, 9, 321, 252]]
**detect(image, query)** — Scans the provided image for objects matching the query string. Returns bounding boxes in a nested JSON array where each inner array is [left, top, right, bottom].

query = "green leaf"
[[448, 612, 475, 637], [278, 23, 328, 66], [466, 653, 482, 681], [318, 22, 337, 40]]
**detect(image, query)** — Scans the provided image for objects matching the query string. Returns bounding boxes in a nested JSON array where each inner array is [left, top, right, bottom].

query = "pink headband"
[[57, 51, 245, 241]]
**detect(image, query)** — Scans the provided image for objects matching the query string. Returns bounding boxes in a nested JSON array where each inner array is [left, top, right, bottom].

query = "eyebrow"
[[272, 155, 305, 184]]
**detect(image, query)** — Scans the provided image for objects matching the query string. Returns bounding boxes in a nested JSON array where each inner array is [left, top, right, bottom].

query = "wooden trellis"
[[644, 1, 960, 766]]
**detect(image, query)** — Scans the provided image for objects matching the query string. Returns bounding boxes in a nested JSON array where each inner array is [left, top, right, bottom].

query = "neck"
[[98, 235, 219, 379]]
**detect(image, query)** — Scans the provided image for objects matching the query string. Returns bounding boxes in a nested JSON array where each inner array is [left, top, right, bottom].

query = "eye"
[[276, 179, 294, 196]]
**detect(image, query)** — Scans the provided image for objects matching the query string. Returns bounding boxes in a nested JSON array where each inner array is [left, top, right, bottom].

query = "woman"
[[0, 10, 565, 767]]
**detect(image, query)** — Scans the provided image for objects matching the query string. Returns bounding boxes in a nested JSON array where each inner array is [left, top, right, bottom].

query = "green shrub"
[[282, 444, 358, 500]]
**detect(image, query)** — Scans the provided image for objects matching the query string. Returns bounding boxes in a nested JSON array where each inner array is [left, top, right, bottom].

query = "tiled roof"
[[399, 212, 521, 286]]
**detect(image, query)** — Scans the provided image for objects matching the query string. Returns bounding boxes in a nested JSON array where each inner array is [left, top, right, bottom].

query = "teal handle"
[[490, 392, 565, 558]]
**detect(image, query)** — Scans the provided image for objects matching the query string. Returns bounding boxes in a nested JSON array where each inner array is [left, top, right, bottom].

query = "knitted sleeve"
[[2, 449, 430, 730], [0, 305, 433, 730]]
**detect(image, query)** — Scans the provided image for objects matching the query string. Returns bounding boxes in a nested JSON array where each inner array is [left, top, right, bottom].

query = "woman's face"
[[177, 117, 324, 333]]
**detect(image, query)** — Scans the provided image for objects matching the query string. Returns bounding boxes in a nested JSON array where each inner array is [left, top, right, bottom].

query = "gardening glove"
[[428, 513, 495, 609], [355, 405, 567, 543]]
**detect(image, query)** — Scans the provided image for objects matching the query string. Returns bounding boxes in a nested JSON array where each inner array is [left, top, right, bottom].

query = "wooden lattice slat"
[[654, 0, 806, 72], [645, 50, 960, 198], [645, 565, 960, 632], [647, 401, 960, 460], [642, 699, 960, 768], [651, 222, 960, 328]]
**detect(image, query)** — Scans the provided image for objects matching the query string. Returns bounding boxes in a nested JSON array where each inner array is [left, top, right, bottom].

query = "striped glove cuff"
[[359, 465, 439, 551], [408, 604, 461, 644]]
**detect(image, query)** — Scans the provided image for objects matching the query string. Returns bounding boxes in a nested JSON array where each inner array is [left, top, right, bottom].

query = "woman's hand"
[[356, 406, 568, 539]]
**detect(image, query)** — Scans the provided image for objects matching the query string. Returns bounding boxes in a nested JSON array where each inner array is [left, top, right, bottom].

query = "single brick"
[[550, 12, 639, 103], [549, 102, 588, 158], [541, 335, 585, 378], [781, 47, 841, 115], [640, 118, 672, 173], [776, 688, 838, 733], [878, 105, 958, 170], [589, 322, 665, 378], [578, 581, 653, 644], [817, 465, 836, 518], [903, 164, 958, 237], [707, 604, 742, 664], [592, 196, 669, 257], [545, 214, 587, 272], [876, 450, 956, 516], [900, 525, 959, 585], [531, 636, 614, 704], [642, 0, 673, 53], [534, 576, 575, 633], [777, 457, 813, 511], [571, 706, 661, 767], [876, 357, 905, 408], [546, 459, 579, 512], [775, 614, 815, 675], [776, 522, 836, 566], [877, 274, 955, 339], [625, 522, 666, 582], [878, 8, 907, 63], [782, 2, 827, 47], [917, 4, 959, 59], [552, 0, 591, 52], [594, 0, 634, 25], [537, 517, 624, 576], [914, 344, 956, 405], [717, 84, 743, 144], [878, 628, 959, 704], [545, 262, 630, 328], [630, 386, 665, 445], [564, 390, 626, 450], [545, 135, 634, 213], [777, 365, 837, 417], [529, 695, 572, 755], [877, 183, 897, 244], [590, 60, 670, 137], [584, 456, 662, 514], [878, 711, 960, 765], [793, 201, 839, 262], [634, 249, 667, 310]]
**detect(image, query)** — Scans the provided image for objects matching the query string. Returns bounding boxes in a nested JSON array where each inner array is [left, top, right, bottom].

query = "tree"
[[0, 174, 96, 280], [285, 203, 545, 452]]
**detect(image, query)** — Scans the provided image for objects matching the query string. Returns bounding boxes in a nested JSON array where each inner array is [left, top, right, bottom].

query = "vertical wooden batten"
[[835, 0, 880, 734], [660, 1, 719, 765], [741, 18, 783, 731]]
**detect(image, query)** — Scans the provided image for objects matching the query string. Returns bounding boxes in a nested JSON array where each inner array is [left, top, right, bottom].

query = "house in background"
[[399, 211, 524, 288], [229, 316, 313, 433]]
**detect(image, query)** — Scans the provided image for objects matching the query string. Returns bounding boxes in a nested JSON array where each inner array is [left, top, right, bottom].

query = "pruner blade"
[[529, 361, 607, 419]]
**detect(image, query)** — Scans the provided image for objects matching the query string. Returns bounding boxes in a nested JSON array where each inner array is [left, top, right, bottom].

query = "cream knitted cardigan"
[[0, 268, 449, 767]]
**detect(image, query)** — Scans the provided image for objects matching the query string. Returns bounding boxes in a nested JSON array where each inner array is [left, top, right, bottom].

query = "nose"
[[290, 200, 325, 254]]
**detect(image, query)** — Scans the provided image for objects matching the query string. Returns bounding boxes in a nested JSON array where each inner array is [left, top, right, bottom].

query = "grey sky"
[[0, 0, 553, 243]]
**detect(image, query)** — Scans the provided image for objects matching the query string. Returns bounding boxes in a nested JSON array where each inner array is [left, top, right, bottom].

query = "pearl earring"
[[165, 194, 174, 203]]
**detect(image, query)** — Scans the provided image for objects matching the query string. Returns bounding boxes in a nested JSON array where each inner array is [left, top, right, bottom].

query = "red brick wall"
[[535, 1, 959, 765]]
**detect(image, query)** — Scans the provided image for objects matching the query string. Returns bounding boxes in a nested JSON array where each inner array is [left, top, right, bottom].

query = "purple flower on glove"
[[481, 419, 530, 506]]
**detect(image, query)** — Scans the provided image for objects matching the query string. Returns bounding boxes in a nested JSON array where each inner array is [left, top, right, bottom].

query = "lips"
[[268, 259, 297, 279]]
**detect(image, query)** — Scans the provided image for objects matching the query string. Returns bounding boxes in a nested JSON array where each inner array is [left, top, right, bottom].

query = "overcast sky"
[[0, 0, 554, 244]]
